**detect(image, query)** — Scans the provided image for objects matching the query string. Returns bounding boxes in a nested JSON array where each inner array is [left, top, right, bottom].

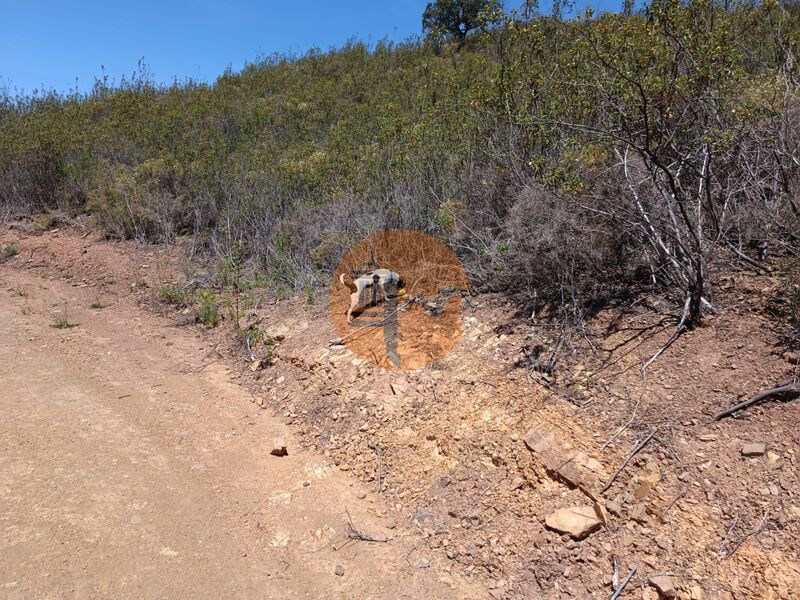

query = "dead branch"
[[722, 511, 770, 559], [725, 241, 771, 273], [601, 429, 658, 493], [641, 293, 691, 373], [368, 442, 383, 494], [610, 566, 637, 600], [345, 507, 388, 543], [466, 475, 506, 528], [601, 386, 642, 452], [659, 490, 688, 520], [713, 382, 800, 420]]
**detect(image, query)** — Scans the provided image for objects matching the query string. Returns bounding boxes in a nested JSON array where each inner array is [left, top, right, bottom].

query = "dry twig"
[[601, 429, 658, 493], [722, 511, 770, 558], [345, 507, 388, 543], [610, 566, 637, 600], [466, 475, 506, 528], [368, 442, 383, 493]]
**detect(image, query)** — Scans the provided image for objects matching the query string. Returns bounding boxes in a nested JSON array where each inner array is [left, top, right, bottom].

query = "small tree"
[[422, 0, 503, 46]]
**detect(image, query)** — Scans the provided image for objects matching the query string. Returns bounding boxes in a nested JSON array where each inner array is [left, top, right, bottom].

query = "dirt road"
[[0, 260, 472, 599]]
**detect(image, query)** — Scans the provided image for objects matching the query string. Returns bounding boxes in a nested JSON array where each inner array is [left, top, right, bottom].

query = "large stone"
[[544, 506, 603, 539], [742, 443, 766, 457], [523, 426, 558, 455], [522, 426, 585, 488], [556, 462, 584, 488], [649, 575, 677, 598]]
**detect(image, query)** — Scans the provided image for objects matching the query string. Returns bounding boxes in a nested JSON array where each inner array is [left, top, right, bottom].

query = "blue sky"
[[0, 1, 623, 95]]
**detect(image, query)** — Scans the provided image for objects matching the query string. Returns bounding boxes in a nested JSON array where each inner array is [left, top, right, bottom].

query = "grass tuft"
[[51, 316, 79, 329]]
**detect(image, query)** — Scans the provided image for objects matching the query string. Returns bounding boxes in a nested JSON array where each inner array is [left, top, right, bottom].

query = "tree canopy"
[[422, 0, 502, 44]]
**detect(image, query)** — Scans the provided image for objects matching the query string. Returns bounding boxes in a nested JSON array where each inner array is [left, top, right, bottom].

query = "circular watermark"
[[329, 229, 469, 369]]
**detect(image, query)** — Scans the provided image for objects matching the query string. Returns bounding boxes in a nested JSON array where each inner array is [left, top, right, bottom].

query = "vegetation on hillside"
[[1, 0, 798, 328]]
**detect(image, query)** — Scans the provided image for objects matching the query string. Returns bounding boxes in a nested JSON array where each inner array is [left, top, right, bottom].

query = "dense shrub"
[[1, 1, 798, 319]]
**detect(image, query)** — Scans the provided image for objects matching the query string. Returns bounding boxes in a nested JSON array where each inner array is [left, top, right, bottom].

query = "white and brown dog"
[[339, 269, 406, 323]]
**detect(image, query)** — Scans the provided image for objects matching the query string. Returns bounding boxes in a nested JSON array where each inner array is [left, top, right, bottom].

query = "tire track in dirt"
[[0, 262, 478, 599]]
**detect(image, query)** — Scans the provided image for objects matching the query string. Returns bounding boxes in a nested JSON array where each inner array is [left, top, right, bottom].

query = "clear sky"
[[0, 1, 622, 95]]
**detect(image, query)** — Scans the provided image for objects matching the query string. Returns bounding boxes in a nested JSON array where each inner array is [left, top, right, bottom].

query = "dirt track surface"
[[0, 243, 474, 598], [2, 227, 799, 599]]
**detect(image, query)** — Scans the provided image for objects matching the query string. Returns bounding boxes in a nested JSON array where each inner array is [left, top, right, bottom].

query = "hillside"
[[2, 1, 799, 323]]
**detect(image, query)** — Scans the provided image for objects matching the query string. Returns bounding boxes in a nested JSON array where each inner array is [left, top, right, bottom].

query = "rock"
[[417, 560, 430, 569], [689, 585, 704, 600], [573, 451, 606, 476], [356, 491, 366, 500], [606, 498, 623, 516], [544, 506, 603, 539], [523, 426, 558, 455], [522, 426, 584, 487], [698, 434, 718, 442], [334, 564, 345, 576], [510, 477, 525, 491], [649, 575, 677, 598], [303, 480, 310, 487], [270, 438, 288, 457], [642, 589, 660, 600], [742, 443, 766, 457], [556, 462, 584, 488], [633, 462, 661, 500], [593, 500, 611, 525], [533, 533, 548, 548], [384, 518, 397, 530], [629, 504, 650, 524]]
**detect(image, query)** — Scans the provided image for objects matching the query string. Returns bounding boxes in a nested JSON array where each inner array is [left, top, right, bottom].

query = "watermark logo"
[[329, 229, 469, 369]]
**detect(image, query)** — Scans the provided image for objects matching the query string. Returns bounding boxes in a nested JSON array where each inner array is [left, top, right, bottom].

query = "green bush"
[[158, 284, 188, 306], [0, 1, 797, 319], [197, 290, 220, 327], [0, 244, 19, 261]]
